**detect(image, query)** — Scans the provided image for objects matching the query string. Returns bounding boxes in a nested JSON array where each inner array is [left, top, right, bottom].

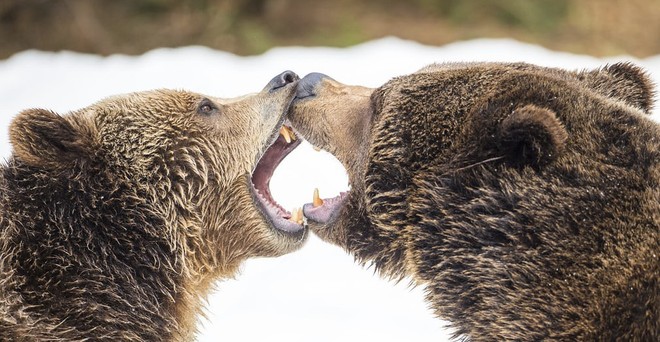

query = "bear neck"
[[0, 160, 192, 340]]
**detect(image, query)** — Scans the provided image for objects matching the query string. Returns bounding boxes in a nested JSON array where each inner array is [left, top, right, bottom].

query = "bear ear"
[[583, 62, 655, 113], [9, 109, 92, 167], [497, 104, 568, 168]]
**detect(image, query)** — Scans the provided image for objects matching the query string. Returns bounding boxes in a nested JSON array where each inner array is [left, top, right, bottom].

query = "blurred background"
[[1, 0, 659, 59]]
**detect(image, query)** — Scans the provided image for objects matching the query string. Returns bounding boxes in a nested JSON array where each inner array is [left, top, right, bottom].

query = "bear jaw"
[[249, 122, 307, 237]]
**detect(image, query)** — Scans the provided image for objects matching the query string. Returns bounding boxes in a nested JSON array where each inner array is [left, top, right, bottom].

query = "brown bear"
[[288, 62, 659, 341], [0, 71, 308, 341]]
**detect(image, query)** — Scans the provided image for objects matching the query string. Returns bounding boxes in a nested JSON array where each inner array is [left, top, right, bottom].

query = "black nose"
[[267, 70, 299, 91], [296, 72, 331, 99]]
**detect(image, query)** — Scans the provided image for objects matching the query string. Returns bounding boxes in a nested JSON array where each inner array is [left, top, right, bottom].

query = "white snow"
[[1, 37, 658, 341]]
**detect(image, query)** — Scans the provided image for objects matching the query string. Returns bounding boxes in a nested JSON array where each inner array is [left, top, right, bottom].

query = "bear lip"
[[302, 191, 349, 224], [250, 123, 304, 235]]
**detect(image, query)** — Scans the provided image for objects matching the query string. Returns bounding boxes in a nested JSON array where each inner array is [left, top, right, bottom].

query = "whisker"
[[448, 155, 505, 174]]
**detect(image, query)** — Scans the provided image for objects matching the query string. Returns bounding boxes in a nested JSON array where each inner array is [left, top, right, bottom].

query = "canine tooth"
[[280, 127, 292, 143], [287, 126, 297, 141], [313, 188, 324, 207], [313, 146, 321, 152], [290, 207, 303, 224]]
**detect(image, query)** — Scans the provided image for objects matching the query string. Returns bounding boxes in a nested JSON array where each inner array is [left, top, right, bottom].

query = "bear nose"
[[296, 72, 331, 99], [267, 70, 300, 91]]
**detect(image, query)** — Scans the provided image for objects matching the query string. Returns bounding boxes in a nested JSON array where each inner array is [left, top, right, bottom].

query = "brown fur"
[[289, 62, 659, 341], [0, 80, 304, 341]]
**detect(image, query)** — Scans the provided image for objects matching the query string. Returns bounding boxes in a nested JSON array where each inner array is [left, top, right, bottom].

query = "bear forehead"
[[95, 89, 202, 112], [61, 89, 213, 138], [414, 61, 577, 77], [379, 62, 652, 111], [371, 62, 599, 119], [397, 63, 576, 89]]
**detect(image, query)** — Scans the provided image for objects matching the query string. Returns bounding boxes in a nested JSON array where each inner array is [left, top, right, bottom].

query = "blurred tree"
[[0, 0, 658, 58]]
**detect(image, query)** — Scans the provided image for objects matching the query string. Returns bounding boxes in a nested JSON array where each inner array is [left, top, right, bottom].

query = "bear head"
[[289, 62, 656, 250], [3, 71, 306, 340], [288, 62, 659, 340]]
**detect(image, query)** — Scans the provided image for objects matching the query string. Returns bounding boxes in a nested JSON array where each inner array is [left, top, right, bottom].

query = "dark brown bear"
[[289, 62, 659, 341], [0, 71, 308, 341]]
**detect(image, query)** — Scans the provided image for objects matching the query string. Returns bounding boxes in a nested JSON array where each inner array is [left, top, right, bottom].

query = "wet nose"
[[267, 70, 299, 91], [296, 72, 331, 99]]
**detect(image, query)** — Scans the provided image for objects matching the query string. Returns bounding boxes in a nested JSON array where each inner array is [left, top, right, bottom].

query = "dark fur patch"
[[304, 62, 659, 341]]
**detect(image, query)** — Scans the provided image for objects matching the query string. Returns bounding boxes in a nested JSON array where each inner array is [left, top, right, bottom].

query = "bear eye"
[[197, 99, 218, 116]]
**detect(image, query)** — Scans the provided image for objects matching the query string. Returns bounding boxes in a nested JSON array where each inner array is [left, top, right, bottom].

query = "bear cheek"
[[199, 179, 264, 259]]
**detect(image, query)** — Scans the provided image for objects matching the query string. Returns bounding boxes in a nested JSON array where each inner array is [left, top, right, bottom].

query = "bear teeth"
[[312, 188, 324, 207], [289, 208, 303, 224], [310, 188, 349, 208], [255, 187, 289, 217], [279, 126, 296, 143]]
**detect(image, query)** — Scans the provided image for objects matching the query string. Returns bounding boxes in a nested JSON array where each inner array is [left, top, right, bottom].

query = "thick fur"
[[1, 84, 303, 341], [289, 62, 659, 341]]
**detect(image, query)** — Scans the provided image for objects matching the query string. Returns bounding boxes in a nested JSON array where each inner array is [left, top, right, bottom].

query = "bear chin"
[[250, 122, 306, 238]]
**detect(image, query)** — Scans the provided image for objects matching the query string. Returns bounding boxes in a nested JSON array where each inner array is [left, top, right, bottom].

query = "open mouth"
[[251, 122, 305, 235]]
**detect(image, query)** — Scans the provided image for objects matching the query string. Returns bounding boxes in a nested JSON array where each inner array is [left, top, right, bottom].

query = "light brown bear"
[[0, 71, 307, 341], [289, 63, 659, 341]]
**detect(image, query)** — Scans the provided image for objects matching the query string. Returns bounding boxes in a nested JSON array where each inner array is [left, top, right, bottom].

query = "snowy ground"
[[1, 37, 659, 341]]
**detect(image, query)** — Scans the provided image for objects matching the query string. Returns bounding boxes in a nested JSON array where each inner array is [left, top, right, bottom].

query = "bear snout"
[[296, 72, 332, 99], [267, 70, 299, 91]]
